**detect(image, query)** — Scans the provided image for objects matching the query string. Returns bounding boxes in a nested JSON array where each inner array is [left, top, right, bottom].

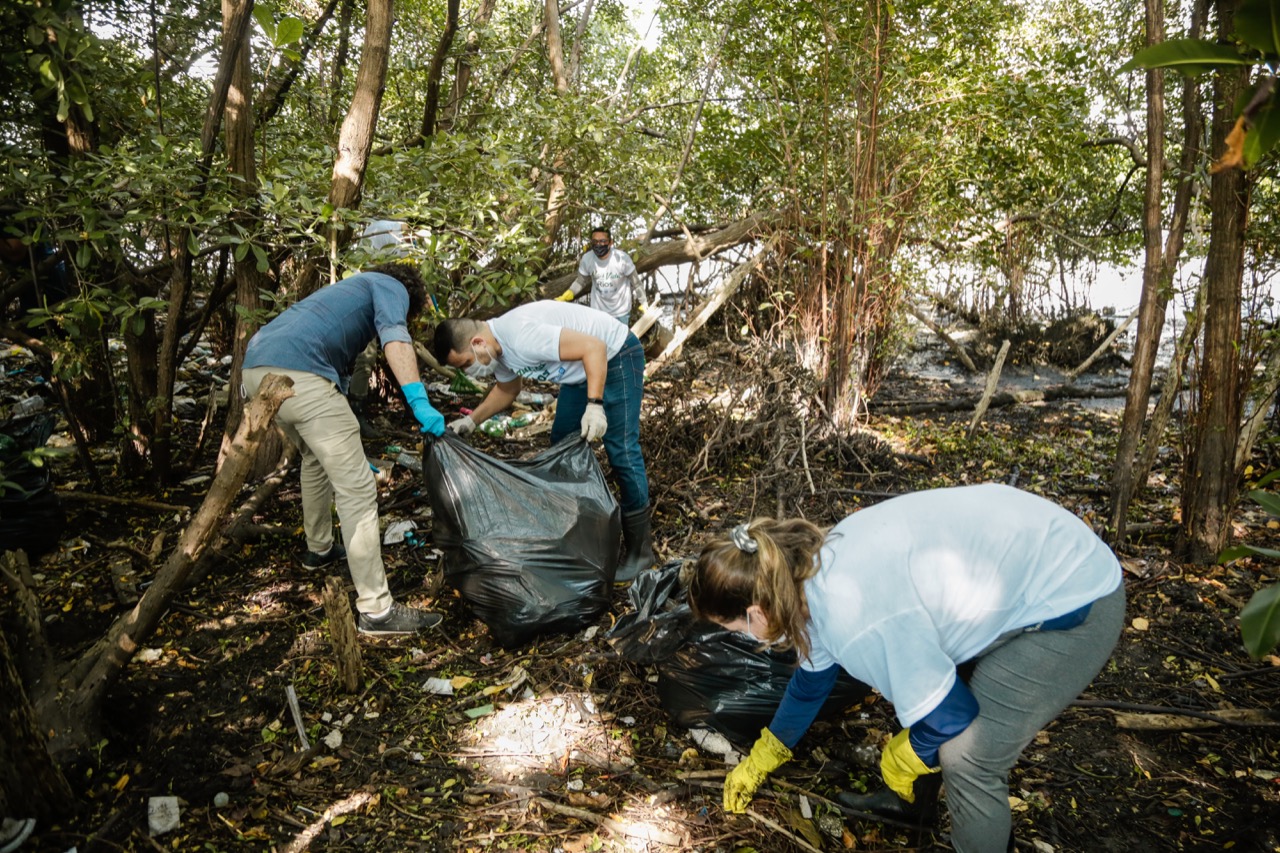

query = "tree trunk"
[[1110, 0, 1205, 542], [0, 616, 74, 822], [419, 0, 460, 140], [438, 0, 498, 132], [1179, 0, 1250, 563], [220, 0, 283, 478], [328, 0, 356, 130], [311, 0, 393, 296], [538, 0, 571, 251]]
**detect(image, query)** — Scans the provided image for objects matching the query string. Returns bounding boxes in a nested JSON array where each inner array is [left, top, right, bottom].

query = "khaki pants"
[[243, 366, 392, 614]]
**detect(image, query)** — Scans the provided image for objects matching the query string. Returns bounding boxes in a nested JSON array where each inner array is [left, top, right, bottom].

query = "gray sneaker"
[[358, 602, 442, 636], [0, 818, 35, 853]]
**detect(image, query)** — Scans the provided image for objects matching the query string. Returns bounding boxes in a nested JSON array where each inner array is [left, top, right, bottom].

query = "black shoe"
[[302, 544, 346, 569], [357, 602, 443, 636], [615, 505, 655, 585], [837, 773, 941, 826]]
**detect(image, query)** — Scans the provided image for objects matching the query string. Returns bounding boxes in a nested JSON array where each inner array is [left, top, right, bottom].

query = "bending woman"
[[687, 483, 1124, 853]]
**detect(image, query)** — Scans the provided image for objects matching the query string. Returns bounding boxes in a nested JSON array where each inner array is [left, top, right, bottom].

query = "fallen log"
[[872, 382, 1136, 416]]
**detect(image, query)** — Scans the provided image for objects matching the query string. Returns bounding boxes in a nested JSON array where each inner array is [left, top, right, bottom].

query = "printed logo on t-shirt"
[[516, 362, 568, 384]]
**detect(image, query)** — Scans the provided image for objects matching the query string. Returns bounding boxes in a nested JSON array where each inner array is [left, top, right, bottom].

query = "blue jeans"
[[551, 333, 649, 512]]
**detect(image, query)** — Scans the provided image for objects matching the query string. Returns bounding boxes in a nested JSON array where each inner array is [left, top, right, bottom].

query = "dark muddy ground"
[[4, 327, 1280, 853]]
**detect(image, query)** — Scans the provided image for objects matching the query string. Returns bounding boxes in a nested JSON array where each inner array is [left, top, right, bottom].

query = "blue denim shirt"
[[244, 272, 413, 394]]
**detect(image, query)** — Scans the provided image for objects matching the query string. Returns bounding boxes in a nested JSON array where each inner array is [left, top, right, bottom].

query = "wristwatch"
[[587, 397, 604, 405]]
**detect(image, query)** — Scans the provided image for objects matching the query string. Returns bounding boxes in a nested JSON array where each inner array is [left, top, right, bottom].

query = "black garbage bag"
[[0, 412, 65, 558], [424, 434, 620, 647], [608, 561, 870, 747]]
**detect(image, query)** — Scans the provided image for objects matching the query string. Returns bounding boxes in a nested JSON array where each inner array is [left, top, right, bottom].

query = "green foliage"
[[1121, 0, 1280, 168], [1219, 471, 1280, 658]]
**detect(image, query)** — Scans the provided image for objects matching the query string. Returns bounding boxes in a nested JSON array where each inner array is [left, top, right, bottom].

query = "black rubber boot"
[[615, 506, 655, 584], [837, 772, 941, 827]]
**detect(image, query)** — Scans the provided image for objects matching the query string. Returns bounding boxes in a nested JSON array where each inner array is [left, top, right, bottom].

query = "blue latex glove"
[[401, 382, 445, 436]]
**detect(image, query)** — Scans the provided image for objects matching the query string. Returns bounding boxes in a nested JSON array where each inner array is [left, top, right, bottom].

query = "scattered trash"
[[147, 796, 181, 836], [689, 728, 736, 758], [566, 779, 585, 791], [135, 648, 163, 663], [516, 390, 554, 406], [464, 704, 495, 719], [395, 451, 422, 472], [323, 729, 343, 749], [383, 519, 418, 545], [424, 435, 620, 647], [11, 395, 45, 417], [0, 412, 65, 558], [212, 792, 230, 809], [423, 677, 454, 696]]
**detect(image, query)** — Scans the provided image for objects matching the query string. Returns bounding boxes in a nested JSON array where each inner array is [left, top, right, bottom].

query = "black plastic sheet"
[[424, 434, 620, 647], [609, 561, 870, 747], [0, 412, 64, 558]]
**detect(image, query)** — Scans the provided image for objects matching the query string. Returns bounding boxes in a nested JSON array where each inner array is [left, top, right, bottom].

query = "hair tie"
[[730, 523, 758, 554]]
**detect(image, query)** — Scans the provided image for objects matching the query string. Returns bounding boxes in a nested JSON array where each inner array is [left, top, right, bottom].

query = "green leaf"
[[1119, 39, 1254, 76], [251, 243, 268, 273], [1235, 0, 1280, 56], [276, 17, 304, 47], [234, 241, 250, 262], [1220, 544, 1280, 562], [1240, 584, 1280, 658], [252, 5, 276, 40], [1248, 488, 1280, 518], [187, 231, 200, 255]]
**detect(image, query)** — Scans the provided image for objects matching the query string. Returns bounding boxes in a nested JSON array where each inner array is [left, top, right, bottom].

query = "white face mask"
[[465, 344, 495, 379]]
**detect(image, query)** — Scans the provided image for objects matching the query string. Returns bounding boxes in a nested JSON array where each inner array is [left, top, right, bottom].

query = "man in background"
[[556, 227, 645, 324]]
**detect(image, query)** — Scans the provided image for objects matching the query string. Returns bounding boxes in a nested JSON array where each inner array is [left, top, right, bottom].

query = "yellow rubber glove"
[[723, 728, 792, 813], [880, 728, 941, 803], [555, 289, 575, 302]]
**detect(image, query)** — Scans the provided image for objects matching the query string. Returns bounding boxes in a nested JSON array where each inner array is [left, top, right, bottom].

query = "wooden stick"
[[323, 575, 363, 693], [968, 339, 1010, 438]]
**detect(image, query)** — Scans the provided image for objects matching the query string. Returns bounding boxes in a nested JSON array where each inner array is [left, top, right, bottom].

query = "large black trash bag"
[[608, 561, 870, 747], [424, 434, 620, 647], [0, 412, 65, 558]]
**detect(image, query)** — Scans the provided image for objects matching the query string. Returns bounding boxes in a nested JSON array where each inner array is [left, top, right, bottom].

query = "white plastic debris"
[[147, 796, 181, 836], [689, 728, 736, 758], [422, 677, 454, 696], [581, 625, 599, 641], [323, 729, 343, 749], [212, 792, 230, 809], [799, 794, 813, 819], [136, 648, 163, 663], [1032, 841, 1055, 853], [566, 779, 585, 791], [383, 519, 418, 545]]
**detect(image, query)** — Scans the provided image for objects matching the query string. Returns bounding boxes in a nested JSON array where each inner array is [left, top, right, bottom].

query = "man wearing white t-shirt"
[[432, 301, 655, 583], [556, 227, 644, 324]]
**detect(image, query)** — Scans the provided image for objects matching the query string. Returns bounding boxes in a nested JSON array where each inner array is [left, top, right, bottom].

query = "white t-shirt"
[[800, 484, 1122, 727], [577, 249, 639, 318], [488, 301, 630, 386]]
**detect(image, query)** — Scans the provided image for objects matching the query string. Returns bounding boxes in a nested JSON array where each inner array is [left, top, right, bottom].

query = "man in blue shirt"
[[243, 263, 445, 636]]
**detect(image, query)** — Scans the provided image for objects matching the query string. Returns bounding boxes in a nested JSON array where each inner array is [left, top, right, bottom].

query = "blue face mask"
[[592, 243, 610, 258]]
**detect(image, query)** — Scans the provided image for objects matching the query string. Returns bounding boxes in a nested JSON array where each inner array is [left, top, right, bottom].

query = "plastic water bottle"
[[516, 390, 553, 406], [396, 451, 422, 472], [479, 416, 509, 437], [12, 396, 45, 417]]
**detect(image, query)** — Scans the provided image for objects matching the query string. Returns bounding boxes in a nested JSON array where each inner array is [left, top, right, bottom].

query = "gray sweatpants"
[[938, 583, 1126, 853]]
